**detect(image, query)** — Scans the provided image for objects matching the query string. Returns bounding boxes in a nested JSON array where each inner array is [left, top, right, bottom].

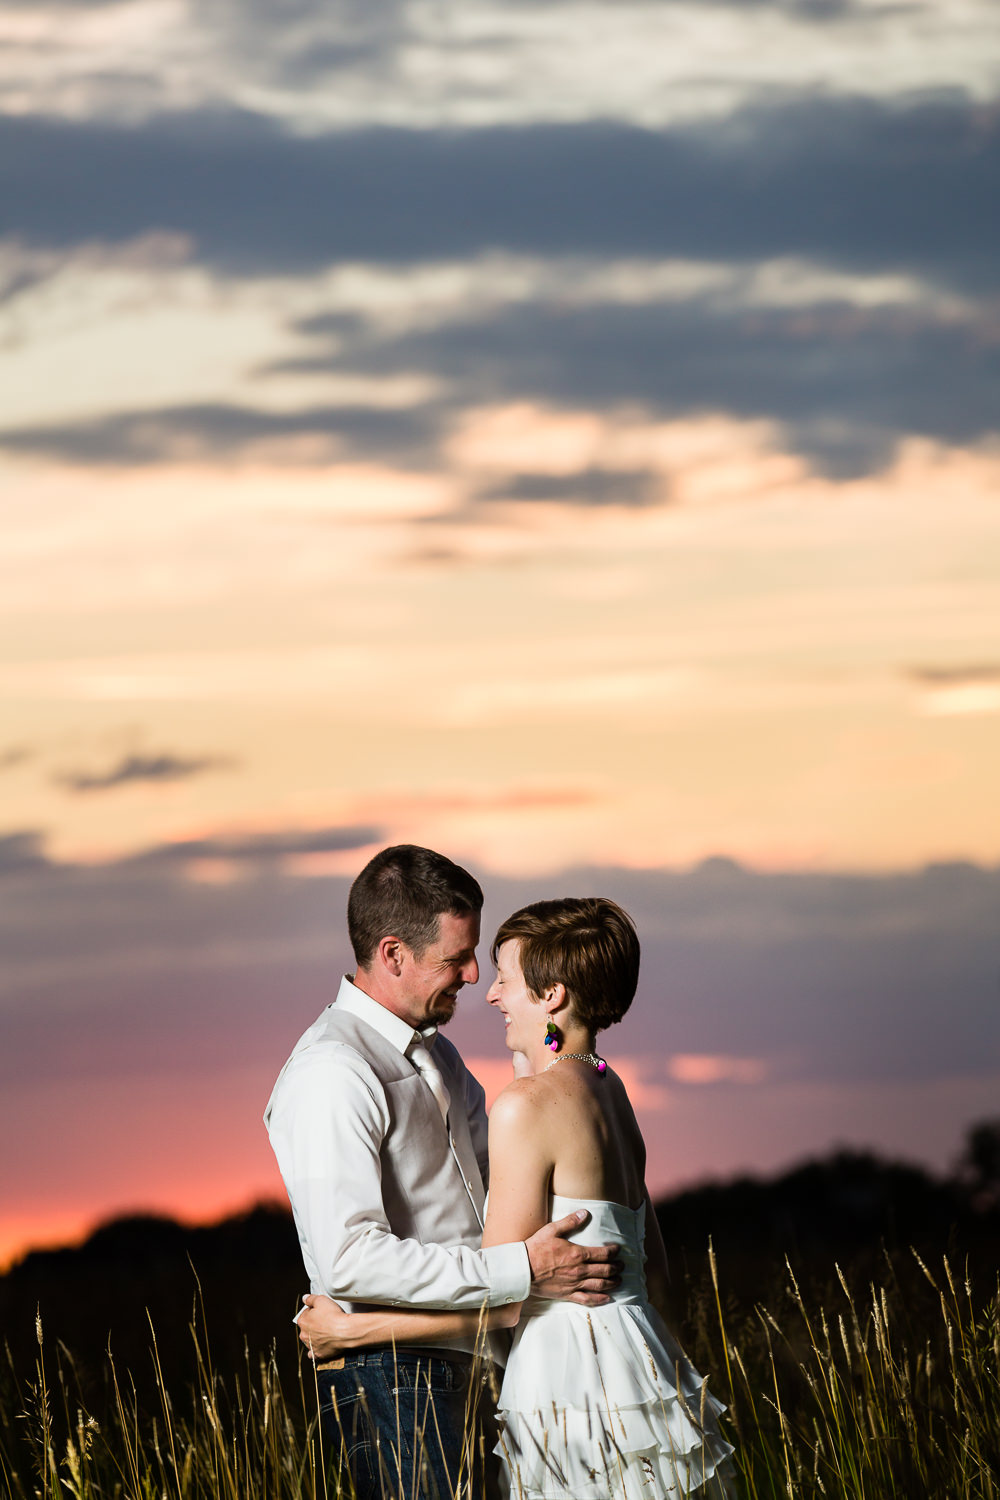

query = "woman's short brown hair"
[[491, 897, 639, 1034]]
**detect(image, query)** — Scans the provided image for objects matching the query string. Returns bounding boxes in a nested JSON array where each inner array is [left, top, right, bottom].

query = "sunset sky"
[[2, 0, 999, 1270]]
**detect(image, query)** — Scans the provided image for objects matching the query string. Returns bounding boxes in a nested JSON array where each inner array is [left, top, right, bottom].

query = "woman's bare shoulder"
[[489, 1070, 565, 1128], [492, 1071, 547, 1109]]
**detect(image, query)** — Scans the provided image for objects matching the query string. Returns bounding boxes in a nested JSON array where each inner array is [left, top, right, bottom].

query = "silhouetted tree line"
[[2, 1122, 998, 1408]]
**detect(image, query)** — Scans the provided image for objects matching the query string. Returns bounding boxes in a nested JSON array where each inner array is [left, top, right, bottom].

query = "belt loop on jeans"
[[326, 1346, 480, 1369]]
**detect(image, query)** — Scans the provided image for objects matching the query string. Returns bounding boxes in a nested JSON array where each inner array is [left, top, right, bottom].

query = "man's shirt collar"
[[334, 974, 436, 1056]]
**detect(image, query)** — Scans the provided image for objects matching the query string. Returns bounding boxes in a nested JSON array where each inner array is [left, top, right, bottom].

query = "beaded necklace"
[[545, 1051, 607, 1076]]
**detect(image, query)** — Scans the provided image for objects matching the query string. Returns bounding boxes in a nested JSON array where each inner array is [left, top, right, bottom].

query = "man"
[[265, 844, 620, 1500]]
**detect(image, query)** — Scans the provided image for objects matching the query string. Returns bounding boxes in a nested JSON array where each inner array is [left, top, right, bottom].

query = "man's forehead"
[[432, 909, 481, 950]]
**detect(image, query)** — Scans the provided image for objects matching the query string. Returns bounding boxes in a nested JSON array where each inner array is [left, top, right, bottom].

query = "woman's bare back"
[[539, 1063, 647, 1209]]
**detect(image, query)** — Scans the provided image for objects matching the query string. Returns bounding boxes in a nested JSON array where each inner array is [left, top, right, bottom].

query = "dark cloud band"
[[0, 402, 441, 467], [54, 751, 235, 793], [2, 96, 998, 291], [0, 844, 997, 1091]]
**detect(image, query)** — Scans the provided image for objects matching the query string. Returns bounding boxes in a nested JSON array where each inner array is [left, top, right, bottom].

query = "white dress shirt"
[[265, 977, 530, 1339]]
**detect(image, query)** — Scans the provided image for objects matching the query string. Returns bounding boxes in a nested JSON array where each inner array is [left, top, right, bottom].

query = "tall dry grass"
[[2, 1251, 997, 1499], [697, 1247, 1000, 1499]]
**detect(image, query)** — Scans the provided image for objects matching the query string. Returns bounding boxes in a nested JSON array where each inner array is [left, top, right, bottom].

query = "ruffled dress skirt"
[[494, 1197, 735, 1500]]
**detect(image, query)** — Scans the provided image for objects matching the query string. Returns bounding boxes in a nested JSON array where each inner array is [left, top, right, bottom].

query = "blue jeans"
[[315, 1348, 501, 1500]]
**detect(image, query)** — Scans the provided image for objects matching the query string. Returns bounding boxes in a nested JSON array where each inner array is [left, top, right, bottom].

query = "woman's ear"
[[542, 981, 567, 1013]]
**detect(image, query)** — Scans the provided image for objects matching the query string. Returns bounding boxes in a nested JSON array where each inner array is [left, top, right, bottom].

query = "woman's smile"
[[487, 938, 540, 1052]]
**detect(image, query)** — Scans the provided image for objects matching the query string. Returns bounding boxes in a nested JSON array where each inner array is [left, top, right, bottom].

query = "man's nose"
[[462, 955, 479, 985]]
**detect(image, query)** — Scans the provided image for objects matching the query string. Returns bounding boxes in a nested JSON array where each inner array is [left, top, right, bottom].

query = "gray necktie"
[[409, 1035, 450, 1122]]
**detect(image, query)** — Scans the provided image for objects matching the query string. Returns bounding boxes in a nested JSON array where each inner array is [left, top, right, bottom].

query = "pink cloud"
[[667, 1053, 769, 1085]]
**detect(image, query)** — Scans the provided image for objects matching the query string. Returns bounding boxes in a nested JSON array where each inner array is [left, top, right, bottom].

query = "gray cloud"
[[1, 833, 997, 1216], [0, 837, 997, 1095], [0, 0, 895, 16], [198, 0, 406, 91], [508, 0, 863, 9], [0, 746, 33, 771], [197, 0, 866, 104], [723, 0, 853, 10], [0, 831, 52, 875], [0, 400, 441, 466], [54, 751, 236, 793], [2, 96, 996, 478], [0, 824, 380, 888], [0, 0, 147, 6], [908, 663, 1000, 686], [2, 96, 997, 292], [520, 858, 1000, 1088], [6, 293, 995, 478], [342, 297, 999, 475], [0, 263, 51, 308], [123, 822, 383, 867], [477, 468, 664, 506]]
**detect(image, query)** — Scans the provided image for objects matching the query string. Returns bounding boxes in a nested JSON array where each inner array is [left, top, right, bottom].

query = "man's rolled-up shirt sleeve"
[[267, 1045, 529, 1309]]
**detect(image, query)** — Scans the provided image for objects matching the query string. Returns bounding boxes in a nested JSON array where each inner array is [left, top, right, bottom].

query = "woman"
[[298, 897, 734, 1498]]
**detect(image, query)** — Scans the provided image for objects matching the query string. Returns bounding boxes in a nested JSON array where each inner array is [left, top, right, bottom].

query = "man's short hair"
[[491, 897, 639, 1034], [348, 845, 484, 967]]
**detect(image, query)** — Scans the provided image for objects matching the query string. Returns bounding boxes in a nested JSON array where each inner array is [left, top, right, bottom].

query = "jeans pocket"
[[318, 1373, 383, 1495], [318, 1370, 371, 1444], [391, 1357, 457, 1396]]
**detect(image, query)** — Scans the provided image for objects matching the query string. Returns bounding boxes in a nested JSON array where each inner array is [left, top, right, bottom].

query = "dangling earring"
[[544, 1019, 561, 1053]]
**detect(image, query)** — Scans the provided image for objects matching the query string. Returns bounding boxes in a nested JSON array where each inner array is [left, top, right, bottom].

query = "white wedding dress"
[[494, 1195, 735, 1500]]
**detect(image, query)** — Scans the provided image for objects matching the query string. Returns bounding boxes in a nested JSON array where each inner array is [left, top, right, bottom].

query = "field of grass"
[[2, 1248, 997, 1500]]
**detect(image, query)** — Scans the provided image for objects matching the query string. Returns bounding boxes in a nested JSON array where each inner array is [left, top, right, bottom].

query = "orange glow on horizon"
[[5, 1059, 1000, 1271]]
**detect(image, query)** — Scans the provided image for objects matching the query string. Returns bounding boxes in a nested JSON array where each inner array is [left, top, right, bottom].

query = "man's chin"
[[430, 997, 458, 1025]]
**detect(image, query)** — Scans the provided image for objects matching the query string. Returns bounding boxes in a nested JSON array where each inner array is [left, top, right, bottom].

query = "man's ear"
[[375, 935, 405, 977]]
